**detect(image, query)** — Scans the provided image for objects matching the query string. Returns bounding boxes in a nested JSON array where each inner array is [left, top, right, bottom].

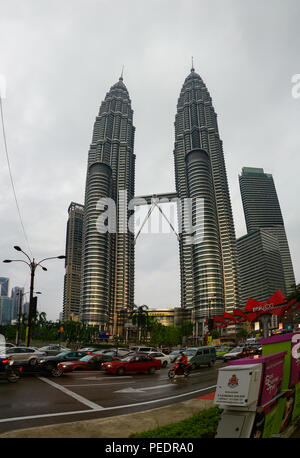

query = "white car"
[[5, 346, 46, 365], [145, 351, 172, 368], [39, 344, 71, 355]]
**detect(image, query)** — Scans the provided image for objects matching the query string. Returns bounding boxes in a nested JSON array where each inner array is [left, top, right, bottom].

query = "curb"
[[0, 398, 215, 438]]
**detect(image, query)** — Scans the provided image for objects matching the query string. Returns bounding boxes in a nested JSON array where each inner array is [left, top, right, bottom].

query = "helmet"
[[180, 351, 185, 356]]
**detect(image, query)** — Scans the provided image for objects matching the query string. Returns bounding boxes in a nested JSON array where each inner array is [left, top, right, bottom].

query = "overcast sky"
[[0, 0, 299, 321]]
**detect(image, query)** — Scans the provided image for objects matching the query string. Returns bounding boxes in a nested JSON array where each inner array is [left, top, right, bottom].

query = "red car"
[[102, 354, 161, 376], [57, 354, 120, 374]]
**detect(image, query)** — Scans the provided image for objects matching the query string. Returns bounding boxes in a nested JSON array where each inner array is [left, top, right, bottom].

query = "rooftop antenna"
[[191, 56, 195, 72], [120, 65, 124, 80]]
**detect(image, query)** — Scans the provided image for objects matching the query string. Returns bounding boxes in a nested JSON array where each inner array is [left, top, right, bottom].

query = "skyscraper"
[[63, 202, 84, 321], [11, 287, 24, 321], [79, 69, 240, 334], [173, 67, 240, 321], [80, 76, 135, 332], [237, 229, 285, 306], [239, 167, 295, 296], [0, 297, 13, 325], [0, 277, 9, 297]]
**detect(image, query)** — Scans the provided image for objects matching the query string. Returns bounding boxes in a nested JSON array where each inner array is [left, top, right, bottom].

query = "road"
[[0, 361, 223, 435]]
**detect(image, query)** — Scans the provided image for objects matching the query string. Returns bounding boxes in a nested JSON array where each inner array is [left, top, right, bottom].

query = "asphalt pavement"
[[0, 362, 222, 437]]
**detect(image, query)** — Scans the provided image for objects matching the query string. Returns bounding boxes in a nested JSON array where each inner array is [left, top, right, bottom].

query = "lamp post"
[[15, 290, 41, 346], [207, 294, 217, 344], [3, 246, 65, 347]]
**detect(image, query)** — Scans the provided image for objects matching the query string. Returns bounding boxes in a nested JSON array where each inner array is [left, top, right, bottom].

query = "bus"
[[211, 336, 236, 346]]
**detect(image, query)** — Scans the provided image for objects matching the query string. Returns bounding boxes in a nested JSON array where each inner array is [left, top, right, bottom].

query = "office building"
[[0, 278, 9, 297], [237, 229, 286, 306], [173, 67, 240, 321], [63, 202, 84, 321], [11, 287, 24, 321], [0, 297, 13, 325], [239, 167, 295, 296]]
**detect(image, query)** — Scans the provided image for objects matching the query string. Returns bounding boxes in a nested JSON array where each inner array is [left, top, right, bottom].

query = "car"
[[129, 346, 158, 354], [79, 347, 98, 353], [0, 343, 15, 348], [160, 347, 171, 355], [38, 344, 71, 355], [5, 346, 46, 365], [169, 350, 183, 363], [140, 351, 172, 368], [37, 350, 89, 377], [94, 348, 129, 357], [57, 354, 120, 374], [214, 345, 232, 359], [223, 346, 254, 362], [0, 343, 15, 357], [184, 347, 216, 369], [102, 354, 162, 376], [249, 345, 262, 355]]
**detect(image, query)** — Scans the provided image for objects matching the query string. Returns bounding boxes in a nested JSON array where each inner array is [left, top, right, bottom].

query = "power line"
[[0, 96, 33, 257]]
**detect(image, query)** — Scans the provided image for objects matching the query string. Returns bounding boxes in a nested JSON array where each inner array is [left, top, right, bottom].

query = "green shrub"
[[131, 407, 222, 438]]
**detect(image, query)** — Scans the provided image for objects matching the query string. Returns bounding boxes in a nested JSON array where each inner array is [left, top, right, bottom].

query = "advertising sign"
[[229, 352, 286, 407], [215, 364, 262, 408], [98, 331, 110, 339], [251, 396, 286, 438]]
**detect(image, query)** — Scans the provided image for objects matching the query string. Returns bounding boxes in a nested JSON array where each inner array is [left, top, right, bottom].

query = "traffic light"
[[208, 318, 214, 332]]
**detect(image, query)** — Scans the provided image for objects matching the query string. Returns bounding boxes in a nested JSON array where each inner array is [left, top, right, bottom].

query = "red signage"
[[213, 290, 300, 328]]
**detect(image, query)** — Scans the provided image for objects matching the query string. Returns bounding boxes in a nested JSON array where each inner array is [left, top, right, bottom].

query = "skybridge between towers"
[[134, 192, 178, 205], [133, 192, 180, 244]]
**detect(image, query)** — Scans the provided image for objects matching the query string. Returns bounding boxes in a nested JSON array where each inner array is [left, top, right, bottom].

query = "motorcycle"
[[168, 360, 191, 379], [0, 357, 22, 383]]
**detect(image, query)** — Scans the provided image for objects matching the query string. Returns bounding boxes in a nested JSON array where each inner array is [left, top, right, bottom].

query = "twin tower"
[[80, 68, 240, 333]]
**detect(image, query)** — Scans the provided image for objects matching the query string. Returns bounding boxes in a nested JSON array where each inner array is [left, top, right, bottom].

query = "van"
[[130, 346, 157, 353], [185, 346, 216, 369]]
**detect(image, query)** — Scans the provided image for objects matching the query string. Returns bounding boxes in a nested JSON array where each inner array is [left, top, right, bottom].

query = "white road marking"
[[38, 377, 103, 410], [78, 376, 133, 380], [0, 385, 216, 424], [63, 382, 135, 387], [115, 384, 170, 393]]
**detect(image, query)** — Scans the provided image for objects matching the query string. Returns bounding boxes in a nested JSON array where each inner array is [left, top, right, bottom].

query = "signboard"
[[98, 331, 110, 339], [215, 364, 262, 408]]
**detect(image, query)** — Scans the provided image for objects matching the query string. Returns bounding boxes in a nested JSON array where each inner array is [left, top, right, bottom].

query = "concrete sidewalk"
[[0, 398, 215, 438]]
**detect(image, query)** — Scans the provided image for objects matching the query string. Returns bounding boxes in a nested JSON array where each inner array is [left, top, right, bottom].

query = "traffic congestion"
[[0, 338, 262, 383]]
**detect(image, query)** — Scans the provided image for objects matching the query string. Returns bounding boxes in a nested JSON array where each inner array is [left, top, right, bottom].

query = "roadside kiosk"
[[214, 333, 300, 438]]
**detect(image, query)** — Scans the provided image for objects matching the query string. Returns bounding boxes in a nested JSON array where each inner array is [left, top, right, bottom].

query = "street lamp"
[[3, 246, 65, 346], [15, 290, 41, 346]]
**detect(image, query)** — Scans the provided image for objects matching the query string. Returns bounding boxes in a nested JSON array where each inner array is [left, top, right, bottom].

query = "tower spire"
[[191, 56, 195, 72], [120, 65, 124, 81]]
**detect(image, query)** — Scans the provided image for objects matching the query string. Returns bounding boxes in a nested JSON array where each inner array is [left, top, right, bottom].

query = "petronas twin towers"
[[80, 67, 240, 333]]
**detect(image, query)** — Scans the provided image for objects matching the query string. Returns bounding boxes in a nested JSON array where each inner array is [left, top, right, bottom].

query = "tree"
[[236, 327, 249, 340], [211, 328, 221, 339], [130, 304, 150, 343], [287, 284, 300, 302], [149, 321, 166, 347], [180, 321, 194, 344]]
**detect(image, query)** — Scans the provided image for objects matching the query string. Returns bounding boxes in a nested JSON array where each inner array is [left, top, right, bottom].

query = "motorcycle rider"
[[178, 351, 188, 374]]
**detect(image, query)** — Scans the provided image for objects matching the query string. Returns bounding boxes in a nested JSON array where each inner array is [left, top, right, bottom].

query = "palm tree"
[[130, 304, 149, 343]]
